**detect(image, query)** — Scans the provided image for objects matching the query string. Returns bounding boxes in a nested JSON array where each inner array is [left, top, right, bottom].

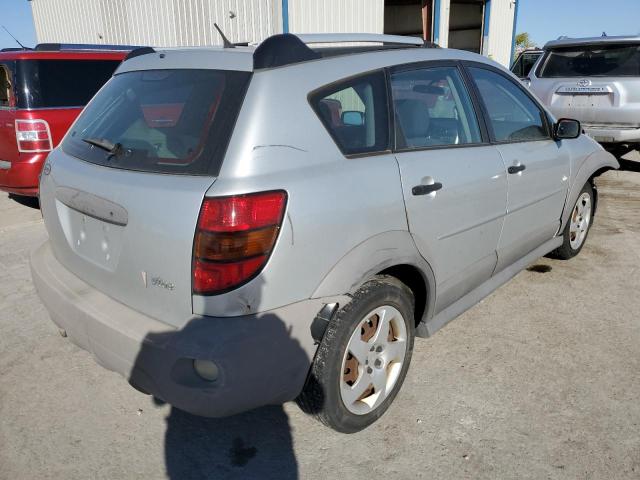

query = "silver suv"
[[31, 33, 618, 433], [529, 35, 640, 157]]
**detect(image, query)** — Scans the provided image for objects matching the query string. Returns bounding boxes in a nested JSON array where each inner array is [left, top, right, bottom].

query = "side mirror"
[[554, 118, 581, 140], [341, 111, 364, 126]]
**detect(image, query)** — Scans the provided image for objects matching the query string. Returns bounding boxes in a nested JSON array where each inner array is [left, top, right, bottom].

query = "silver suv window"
[[468, 67, 548, 143], [310, 71, 389, 156], [538, 44, 640, 78], [63, 69, 251, 175], [391, 66, 482, 149]]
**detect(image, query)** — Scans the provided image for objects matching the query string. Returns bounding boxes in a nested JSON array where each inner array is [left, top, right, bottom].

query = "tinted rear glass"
[[16, 59, 121, 108], [62, 69, 251, 176], [539, 44, 640, 77]]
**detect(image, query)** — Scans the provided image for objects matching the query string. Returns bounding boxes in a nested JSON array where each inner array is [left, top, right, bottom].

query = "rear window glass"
[[539, 44, 640, 77], [62, 69, 251, 176], [16, 60, 121, 108]]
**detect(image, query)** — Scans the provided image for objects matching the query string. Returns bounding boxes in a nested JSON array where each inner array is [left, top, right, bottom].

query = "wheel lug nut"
[[366, 367, 373, 374], [376, 346, 383, 353]]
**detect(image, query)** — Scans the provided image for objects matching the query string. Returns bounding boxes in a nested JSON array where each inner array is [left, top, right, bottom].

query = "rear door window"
[[390, 66, 482, 149], [63, 69, 251, 176], [538, 44, 640, 77], [310, 71, 389, 155], [468, 66, 549, 142], [15, 60, 121, 108], [0, 64, 11, 107]]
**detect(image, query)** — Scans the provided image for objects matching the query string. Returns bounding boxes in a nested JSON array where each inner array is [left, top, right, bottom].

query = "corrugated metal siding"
[[30, 0, 281, 46], [31, 0, 516, 65], [287, 0, 383, 34], [487, 0, 516, 66]]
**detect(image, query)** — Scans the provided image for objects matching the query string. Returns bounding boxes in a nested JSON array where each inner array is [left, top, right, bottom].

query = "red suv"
[[0, 44, 130, 197]]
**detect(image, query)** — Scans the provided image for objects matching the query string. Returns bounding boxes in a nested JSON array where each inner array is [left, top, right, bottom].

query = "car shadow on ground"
[[162, 404, 298, 480], [8, 194, 40, 209], [131, 309, 310, 480], [130, 272, 313, 480]]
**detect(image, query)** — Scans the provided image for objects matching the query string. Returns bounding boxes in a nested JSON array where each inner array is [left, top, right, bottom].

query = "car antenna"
[[1, 25, 27, 49], [213, 23, 234, 48]]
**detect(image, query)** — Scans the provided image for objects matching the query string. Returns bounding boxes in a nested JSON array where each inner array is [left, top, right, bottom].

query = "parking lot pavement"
[[1, 163, 639, 480]]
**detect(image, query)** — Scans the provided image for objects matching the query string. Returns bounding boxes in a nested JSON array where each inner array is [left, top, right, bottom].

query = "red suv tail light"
[[15, 119, 53, 153], [193, 190, 287, 295]]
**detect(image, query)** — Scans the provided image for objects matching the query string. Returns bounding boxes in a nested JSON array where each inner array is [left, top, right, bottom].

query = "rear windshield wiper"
[[82, 137, 123, 156]]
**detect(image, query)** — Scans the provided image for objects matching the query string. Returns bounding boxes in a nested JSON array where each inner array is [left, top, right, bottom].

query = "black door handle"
[[508, 164, 526, 174], [412, 182, 443, 196]]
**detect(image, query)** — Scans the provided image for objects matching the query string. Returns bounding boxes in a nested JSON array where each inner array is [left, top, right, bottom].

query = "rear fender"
[[311, 230, 436, 332]]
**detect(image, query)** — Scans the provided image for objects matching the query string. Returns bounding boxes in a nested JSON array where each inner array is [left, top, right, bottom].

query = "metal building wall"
[[30, 0, 282, 46], [31, 0, 516, 65], [486, 0, 516, 66], [286, 0, 384, 34]]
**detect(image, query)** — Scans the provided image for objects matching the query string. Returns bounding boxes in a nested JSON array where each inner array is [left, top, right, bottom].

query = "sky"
[[0, 0, 36, 49], [1, 0, 639, 50], [518, 0, 640, 47]]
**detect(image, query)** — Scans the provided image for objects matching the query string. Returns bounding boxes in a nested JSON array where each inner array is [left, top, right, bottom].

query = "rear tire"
[[550, 182, 594, 260], [297, 275, 415, 433]]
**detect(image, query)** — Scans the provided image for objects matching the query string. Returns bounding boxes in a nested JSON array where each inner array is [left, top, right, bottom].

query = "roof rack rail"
[[124, 46, 156, 61], [253, 33, 438, 70], [35, 43, 141, 52], [254, 34, 320, 70], [1, 47, 31, 52], [295, 33, 425, 46]]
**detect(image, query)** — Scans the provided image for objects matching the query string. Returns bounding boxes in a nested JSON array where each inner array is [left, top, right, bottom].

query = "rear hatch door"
[[535, 42, 640, 127], [39, 66, 251, 327]]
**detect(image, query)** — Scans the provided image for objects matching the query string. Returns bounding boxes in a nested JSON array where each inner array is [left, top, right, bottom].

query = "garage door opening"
[[384, 0, 489, 52], [448, 0, 487, 53], [384, 0, 432, 40]]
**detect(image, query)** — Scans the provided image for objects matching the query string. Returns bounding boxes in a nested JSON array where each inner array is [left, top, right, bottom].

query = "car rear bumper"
[[0, 153, 47, 197], [583, 125, 640, 144], [30, 240, 321, 417]]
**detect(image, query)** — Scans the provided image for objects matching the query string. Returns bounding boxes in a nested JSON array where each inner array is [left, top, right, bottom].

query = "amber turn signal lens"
[[194, 226, 280, 262]]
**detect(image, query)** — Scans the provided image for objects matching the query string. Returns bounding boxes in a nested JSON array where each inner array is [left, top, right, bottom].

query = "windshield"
[[16, 59, 121, 108], [538, 43, 640, 78], [62, 69, 251, 176]]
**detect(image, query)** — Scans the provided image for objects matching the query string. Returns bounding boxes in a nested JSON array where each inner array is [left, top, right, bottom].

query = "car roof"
[[117, 33, 496, 75], [544, 35, 640, 50], [0, 50, 129, 61], [0, 43, 135, 61]]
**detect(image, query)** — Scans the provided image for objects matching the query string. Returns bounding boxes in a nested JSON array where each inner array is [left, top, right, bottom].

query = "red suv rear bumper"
[[0, 153, 47, 197]]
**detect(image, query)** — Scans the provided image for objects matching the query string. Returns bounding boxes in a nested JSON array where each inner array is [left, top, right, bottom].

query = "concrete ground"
[[1, 158, 639, 480]]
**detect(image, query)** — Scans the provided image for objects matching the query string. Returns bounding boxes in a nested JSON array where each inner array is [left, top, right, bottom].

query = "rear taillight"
[[15, 119, 53, 153], [193, 190, 287, 295]]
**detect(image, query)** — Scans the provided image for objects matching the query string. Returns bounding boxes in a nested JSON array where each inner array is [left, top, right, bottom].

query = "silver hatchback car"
[[529, 35, 640, 157], [31, 33, 618, 433]]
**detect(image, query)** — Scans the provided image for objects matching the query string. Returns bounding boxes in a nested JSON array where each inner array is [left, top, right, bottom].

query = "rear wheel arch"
[[377, 264, 430, 334], [311, 231, 436, 332]]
